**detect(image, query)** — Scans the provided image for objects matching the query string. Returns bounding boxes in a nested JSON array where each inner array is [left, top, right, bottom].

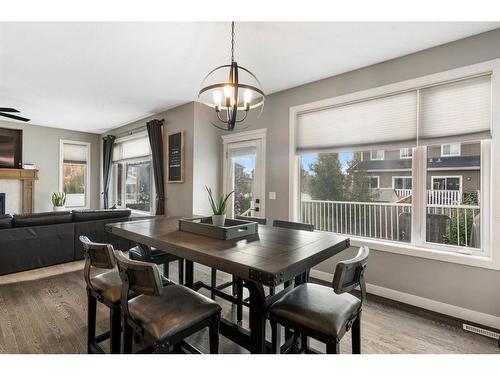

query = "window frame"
[[392, 176, 412, 190], [369, 176, 380, 189], [418, 144, 485, 257], [59, 139, 91, 209], [370, 150, 385, 160], [289, 58, 499, 270], [400, 147, 413, 159], [441, 143, 461, 157], [431, 175, 462, 192], [110, 132, 156, 215]]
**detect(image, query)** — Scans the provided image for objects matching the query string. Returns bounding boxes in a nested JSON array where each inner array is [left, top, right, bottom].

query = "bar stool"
[[114, 250, 222, 354], [129, 244, 184, 284], [269, 246, 369, 354], [80, 235, 124, 354]]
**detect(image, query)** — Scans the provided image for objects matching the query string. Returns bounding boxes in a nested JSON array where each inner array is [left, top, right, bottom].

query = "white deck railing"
[[394, 189, 464, 205], [300, 199, 480, 247], [394, 189, 412, 199]]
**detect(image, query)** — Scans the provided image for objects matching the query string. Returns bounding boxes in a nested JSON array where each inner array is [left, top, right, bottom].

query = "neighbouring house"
[[350, 142, 481, 205]]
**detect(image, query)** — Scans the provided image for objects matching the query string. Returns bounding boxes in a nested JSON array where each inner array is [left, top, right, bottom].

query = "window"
[[110, 133, 154, 214], [294, 73, 491, 257], [426, 143, 479, 248], [300, 147, 412, 243], [369, 176, 379, 189], [400, 148, 413, 159], [441, 143, 461, 157], [392, 176, 412, 190], [370, 150, 384, 160], [431, 176, 461, 191], [60, 140, 90, 208]]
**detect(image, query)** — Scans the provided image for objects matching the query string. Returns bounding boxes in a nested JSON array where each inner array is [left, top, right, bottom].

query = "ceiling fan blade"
[[0, 108, 20, 113], [0, 112, 30, 122]]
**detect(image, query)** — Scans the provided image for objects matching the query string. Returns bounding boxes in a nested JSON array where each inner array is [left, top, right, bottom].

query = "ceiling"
[[0, 22, 499, 134]]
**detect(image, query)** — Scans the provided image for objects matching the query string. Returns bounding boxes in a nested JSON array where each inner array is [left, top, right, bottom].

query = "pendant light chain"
[[230, 21, 235, 62]]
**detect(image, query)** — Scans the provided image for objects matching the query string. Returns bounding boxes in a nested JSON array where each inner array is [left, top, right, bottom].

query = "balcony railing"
[[394, 189, 465, 205], [300, 199, 480, 248]]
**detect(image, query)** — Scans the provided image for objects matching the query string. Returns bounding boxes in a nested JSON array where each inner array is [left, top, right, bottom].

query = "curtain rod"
[[111, 118, 164, 138]]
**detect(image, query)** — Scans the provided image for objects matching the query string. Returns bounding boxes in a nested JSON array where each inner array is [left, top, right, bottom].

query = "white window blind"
[[113, 135, 151, 161], [296, 91, 417, 153], [63, 143, 88, 163], [418, 75, 491, 144]]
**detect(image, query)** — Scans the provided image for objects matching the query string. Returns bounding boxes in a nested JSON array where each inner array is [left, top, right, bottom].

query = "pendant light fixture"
[[198, 22, 265, 131]]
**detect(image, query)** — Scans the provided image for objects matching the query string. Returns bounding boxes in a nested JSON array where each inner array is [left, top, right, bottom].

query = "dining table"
[[106, 216, 350, 353]]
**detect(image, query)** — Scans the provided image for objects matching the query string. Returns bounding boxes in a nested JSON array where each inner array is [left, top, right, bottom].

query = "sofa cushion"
[[72, 209, 131, 222], [13, 211, 73, 228], [0, 222, 75, 275], [0, 214, 13, 229]]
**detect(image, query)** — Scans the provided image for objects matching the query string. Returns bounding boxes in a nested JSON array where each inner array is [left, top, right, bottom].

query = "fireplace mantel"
[[0, 168, 38, 214]]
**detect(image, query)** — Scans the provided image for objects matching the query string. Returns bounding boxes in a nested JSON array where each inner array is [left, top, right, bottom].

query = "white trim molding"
[[222, 128, 267, 144], [310, 269, 500, 329], [222, 128, 267, 218], [392, 175, 412, 190], [59, 139, 91, 209], [400, 147, 413, 159], [370, 150, 385, 161], [431, 175, 463, 193], [441, 143, 461, 157]]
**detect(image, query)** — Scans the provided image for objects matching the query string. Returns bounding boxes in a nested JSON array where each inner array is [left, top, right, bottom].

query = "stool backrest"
[[332, 246, 369, 302], [79, 235, 116, 269], [235, 215, 267, 225], [114, 250, 162, 297], [273, 220, 314, 232], [79, 236, 117, 293]]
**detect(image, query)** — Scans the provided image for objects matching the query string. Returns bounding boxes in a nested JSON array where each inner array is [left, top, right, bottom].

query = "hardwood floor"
[[0, 261, 498, 354]]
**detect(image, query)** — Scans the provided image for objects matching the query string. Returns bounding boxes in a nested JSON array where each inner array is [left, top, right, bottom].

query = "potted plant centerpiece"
[[206, 186, 233, 227], [52, 192, 66, 211]]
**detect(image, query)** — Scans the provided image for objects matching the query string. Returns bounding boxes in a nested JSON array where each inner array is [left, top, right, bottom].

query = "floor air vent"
[[463, 324, 500, 340]]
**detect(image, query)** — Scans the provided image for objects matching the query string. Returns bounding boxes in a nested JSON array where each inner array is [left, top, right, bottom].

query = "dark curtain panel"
[[102, 135, 116, 209], [147, 119, 165, 215]]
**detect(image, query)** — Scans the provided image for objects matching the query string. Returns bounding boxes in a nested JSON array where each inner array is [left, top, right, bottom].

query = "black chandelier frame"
[[198, 22, 265, 131]]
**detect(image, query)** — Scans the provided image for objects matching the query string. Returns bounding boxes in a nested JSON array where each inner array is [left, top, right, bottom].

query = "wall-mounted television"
[[0, 128, 22, 168]]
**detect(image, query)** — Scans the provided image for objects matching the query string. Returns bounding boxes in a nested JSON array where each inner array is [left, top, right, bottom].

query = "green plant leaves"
[[206, 186, 234, 215], [51, 191, 66, 207]]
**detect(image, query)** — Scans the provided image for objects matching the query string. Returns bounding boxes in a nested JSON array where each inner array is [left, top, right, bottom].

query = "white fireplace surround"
[[0, 180, 22, 215]]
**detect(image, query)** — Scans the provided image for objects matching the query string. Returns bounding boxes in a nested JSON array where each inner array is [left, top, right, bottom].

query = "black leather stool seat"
[[90, 269, 123, 304], [129, 246, 180, 264], [270, 283, 361, 338], [128, 284, 222, 341], [90, 269, 172, 304]]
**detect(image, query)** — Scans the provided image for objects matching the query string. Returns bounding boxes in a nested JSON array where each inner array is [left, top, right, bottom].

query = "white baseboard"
[[310, 269, 500, 329]]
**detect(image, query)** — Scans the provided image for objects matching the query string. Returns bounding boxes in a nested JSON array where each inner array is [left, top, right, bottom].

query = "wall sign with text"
[[167, 131, 184, 183]]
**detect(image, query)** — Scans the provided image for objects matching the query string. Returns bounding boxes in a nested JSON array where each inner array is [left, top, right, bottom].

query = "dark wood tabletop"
[[107, 216, 350, 287]]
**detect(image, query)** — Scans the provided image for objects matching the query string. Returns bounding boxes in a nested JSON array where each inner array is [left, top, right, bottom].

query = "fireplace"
[[0, 169, 37, 214], [0, 193, 5, 215]]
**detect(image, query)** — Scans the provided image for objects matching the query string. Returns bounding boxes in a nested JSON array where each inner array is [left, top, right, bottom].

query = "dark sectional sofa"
[[0, 209, 139, 275]]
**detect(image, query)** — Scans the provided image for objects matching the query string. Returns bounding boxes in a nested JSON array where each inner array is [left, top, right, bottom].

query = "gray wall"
[[106, 103, 195, 218], [0, 120, 101, 212], [106, 102, 222, 218], [192, 103, 223, 215], [228, 28, 500, 317]]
